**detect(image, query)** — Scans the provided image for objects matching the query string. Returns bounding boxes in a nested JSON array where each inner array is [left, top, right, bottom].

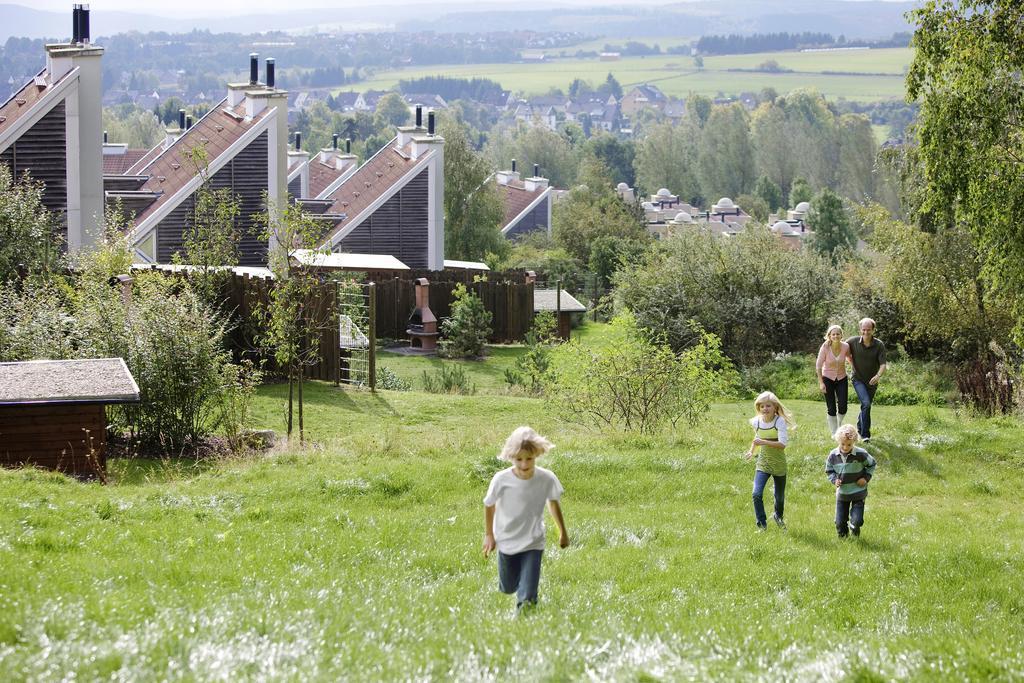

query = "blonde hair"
[[858, 317, 876, 331], [823, 324, 844, 342], [752, 391, 796, 428], [834, 424, 860, 443], [498, 426, 554, 462]]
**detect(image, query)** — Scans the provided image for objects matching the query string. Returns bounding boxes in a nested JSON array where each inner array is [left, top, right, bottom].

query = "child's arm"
[[482, 504, 496, 557], [548, 500, 569, 548], [857, 452, 877, 487], [825, 457, 842, 487]]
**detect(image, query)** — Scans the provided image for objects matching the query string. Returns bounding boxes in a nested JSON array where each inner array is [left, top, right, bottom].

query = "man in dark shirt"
[[846, 318, 887, 441]]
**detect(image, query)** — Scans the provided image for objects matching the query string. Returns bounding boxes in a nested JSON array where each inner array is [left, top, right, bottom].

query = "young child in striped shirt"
[[825, 424, 877, 538]]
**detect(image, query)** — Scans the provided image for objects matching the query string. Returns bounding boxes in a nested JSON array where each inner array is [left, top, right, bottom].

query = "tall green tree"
[[807, 188, 856, 263], [836, 113, 878, 203], [751, 102, 797, 197], [789, 177, 814, 207], [907, 0, 1024, 340], [753, 175, 784, 213], [374, 92, 411, 129], [439, 118, 507, 262], [634, 122, 701, 204], [697, 103, 755, 200]]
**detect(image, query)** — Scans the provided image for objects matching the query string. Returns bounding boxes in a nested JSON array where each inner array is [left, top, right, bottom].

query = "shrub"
[[0, 165, 62, 282], [439, 284, 492, 359], [615, 226, 839, 365], [216, 359, 263, 453], [377, 366, 412, 391], [546, 314, 737, 433], [0, 281, 83, 361], [505, 312, 557, 394], [422, 364, 476, 395]]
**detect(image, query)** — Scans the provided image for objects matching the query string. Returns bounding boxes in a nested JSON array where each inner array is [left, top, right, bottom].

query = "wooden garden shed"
[[0, 358, 140, 479], [534, 289, 587, 340]]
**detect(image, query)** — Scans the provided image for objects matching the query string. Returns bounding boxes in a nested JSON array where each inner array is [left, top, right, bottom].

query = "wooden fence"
[[369, 277, 534, 343], [216, 271, 535, 382]]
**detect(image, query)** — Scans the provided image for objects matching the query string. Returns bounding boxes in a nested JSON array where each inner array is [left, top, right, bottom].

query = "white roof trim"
[[127, 110, 277, 247], [291, 249, 409, 270], [325, 148, 436, 249], [0, 67, 79, 154], [501, 185, 552, 235]]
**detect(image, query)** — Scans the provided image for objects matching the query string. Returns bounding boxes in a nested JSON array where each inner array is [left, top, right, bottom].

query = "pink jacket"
[[816, 341, 851, 381]]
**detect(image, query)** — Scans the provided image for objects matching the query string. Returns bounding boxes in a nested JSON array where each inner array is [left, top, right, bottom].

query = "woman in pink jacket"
[[815, 324, 852, 436]]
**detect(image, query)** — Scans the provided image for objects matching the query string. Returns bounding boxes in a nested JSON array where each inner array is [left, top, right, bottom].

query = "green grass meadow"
[[349, 48, 912, 102], [1, 332, 1023, 679]]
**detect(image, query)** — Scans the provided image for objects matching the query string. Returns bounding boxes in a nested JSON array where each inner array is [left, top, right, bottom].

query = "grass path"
[[1, 378, 1022, 679]]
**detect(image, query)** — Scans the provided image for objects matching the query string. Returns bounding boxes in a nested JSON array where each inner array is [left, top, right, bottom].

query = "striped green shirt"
[[825, 446, 876, 501]]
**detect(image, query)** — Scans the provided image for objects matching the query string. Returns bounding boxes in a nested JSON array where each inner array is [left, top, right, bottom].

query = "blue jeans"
[[498, 549, 543, 606], [852, 379, 877, 438], [752, 470, 786, 527], [836, 498, 866, 536]]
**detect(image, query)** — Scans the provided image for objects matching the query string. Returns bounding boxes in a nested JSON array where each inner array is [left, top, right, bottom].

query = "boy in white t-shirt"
[[483, 426, 569, 612]]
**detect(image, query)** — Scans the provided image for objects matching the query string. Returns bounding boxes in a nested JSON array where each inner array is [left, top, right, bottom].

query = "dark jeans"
[[498, 549, 543, 606], [852, 379, 878, 438], [752, 470, 786, 526], [823, 376, 848, 417], [836, 498, 866, 536]]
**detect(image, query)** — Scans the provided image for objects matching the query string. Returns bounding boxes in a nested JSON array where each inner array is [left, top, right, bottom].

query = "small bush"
[[438, 284, 492, 359], [505, 312, 557, 394], [377, 366, 412, 391], [422, 364, 476, 395], [741, 353, 954, 406], [547, 314, 737, 433], [216, 359, 263, 453]]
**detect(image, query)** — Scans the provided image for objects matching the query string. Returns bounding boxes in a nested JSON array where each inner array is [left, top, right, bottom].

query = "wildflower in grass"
[[482, 426, 569, 612]]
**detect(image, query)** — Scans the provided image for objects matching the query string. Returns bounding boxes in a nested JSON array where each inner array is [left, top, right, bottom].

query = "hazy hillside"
[[0, 0, 918, 42]]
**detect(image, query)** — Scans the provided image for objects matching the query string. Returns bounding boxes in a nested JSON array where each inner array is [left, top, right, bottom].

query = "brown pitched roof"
[[500, 179, 547, 229], [0, 69, 69, 139], [320, 140, 422, 243], [308, 159, 347, 198], [103, 148, 149, 174], [131, 98, 272, 226]]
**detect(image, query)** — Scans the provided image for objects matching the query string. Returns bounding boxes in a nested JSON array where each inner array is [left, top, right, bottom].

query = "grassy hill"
[[0, 339, 1021, 679], [349, 48, 913, 102]]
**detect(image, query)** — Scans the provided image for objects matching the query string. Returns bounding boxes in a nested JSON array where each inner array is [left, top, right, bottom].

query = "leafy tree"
[[808, 188, 856, 263], [860, 202, 1015, 361], [907, 0, 1024, 341], [697, 103, 755, 199], [615, 226, 839, 364], [373, 92, 411, 129], [836, 113, 877, 203], [553, 156, 648, 264], [586, 133, 636, 187], [686, 93, 713, 127], [102, 105, 163, 148], [439, 117, 507, 262], [751, 101, 798, 197], [753, 175, 784, 213], [789, 177, 814, 207], [602, 72, 623, 99], [634, 121, 702, 205], [568, 77, 591, 100], [735, 193, 769, 222], [260, 200, 332, 442], [0, 165, 61, 282], [694, 55, 704, 70]]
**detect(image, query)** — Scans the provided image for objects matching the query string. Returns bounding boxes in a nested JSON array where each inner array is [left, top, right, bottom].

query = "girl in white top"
[[483, 426, 569, 611]]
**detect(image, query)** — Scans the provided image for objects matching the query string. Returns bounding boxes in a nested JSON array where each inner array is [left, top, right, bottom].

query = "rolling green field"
[[1, 331, 1022, 679], [348, 48, 912, 102]]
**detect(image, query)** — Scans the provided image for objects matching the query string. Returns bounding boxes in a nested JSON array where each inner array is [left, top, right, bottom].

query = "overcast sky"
[[21, 0, 915, 19]]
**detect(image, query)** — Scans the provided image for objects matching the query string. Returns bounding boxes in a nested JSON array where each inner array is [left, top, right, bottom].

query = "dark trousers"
[[852, 379, 878, 438], [823, 376, 848, 417], [498, 549, 543, 606], [836, 498, 866, 536], [752, 470, 786, 526]]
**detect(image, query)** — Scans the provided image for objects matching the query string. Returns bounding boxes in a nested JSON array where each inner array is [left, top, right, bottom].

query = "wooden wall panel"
[[0, 403, 106, 478]]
